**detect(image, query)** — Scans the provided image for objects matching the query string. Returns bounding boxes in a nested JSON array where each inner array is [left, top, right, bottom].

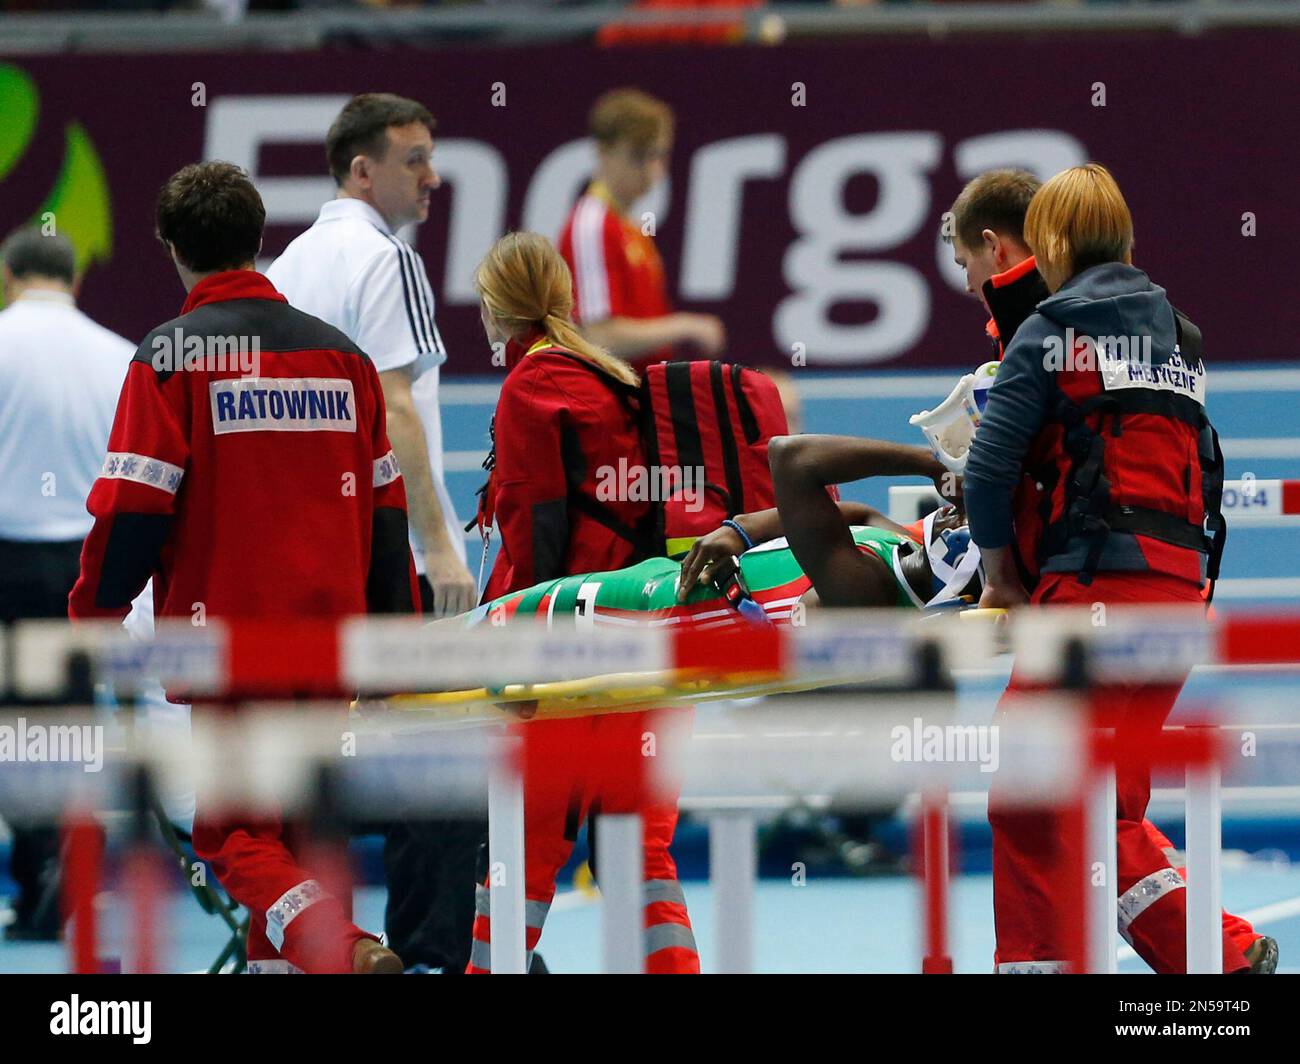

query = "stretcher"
[[368, 528, 1005, 725]]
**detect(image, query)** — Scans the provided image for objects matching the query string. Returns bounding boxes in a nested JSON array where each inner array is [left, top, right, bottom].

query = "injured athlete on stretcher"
[[672, 362, 993, 617], [452, 368, 996, 633], [679, 434, 977, 615], [460, 432, 982, 635], [430, 370, 1276, 974]]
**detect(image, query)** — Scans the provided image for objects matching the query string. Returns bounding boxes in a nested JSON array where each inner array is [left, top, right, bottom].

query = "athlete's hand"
[[678, 525, 746, 602], [932, 470, 963, 511], [979, 580, 1029, 611], [676, 313, 727, 356], [425, 548, 477, 617]]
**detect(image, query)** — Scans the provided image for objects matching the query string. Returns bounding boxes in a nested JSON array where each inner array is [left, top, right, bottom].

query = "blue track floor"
[[3, 867, 1298, 974]]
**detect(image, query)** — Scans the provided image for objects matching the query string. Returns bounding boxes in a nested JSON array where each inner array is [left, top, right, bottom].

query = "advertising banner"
[[2, 35, 1294, 372]]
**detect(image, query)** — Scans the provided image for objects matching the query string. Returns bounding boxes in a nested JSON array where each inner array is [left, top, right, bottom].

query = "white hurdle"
[[886, 479, 1300, 528], [1085, 757, 1120, 974], [1185, 738, 1224, 974], [709, 813, 757, 974], [597, 814, 644, 973], [2, 607, 1295, 974], [487, 737, 528, 974]]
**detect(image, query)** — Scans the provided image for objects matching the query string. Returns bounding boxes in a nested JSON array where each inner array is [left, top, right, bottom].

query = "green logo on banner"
[[0, 63, 113, 278]]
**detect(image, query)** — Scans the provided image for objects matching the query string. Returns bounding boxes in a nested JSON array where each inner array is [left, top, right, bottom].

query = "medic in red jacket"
[[70, 270, 418, 625], [70, 267, 418, 976], [979, 253, 1267, 969], [477, 332, 650, 602], [467, 231, 699, 973], [964, 165, 1243, 974]]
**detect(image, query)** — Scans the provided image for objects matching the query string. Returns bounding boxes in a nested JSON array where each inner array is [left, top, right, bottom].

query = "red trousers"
[[467, 707, 699, 974], [989, 571, 1251, 974], [189, 706, 377, 974], [1142, 820, 1259, 956]]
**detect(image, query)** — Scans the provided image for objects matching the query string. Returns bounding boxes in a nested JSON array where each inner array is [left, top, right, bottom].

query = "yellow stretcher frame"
[[359, 611, 1009, 728], [369, 669, 818, 727]]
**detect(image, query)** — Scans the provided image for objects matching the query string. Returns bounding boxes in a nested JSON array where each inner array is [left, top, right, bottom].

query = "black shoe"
[[1245, 936, 1278, 975]]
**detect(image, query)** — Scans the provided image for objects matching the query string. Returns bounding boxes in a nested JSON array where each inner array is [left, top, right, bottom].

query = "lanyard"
[[476, 520, 492, 602]]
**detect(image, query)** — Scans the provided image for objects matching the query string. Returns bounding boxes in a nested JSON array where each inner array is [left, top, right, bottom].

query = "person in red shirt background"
[[557, 88, 725, 372], [468, 231, 699, 973], [595, 0, 760, 47]]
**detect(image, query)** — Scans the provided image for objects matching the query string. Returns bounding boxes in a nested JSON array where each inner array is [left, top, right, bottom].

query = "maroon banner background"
[[2, 35, 1295, 372]]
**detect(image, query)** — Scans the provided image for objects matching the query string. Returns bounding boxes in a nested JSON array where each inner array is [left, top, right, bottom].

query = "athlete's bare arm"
[[581, 313, 725, 360], [678, 500, 881, 600], [768, 435, 948, 609], [678, 436, 950, 601]]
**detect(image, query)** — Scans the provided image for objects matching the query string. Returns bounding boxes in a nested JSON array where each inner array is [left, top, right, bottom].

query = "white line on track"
[[442, 368, 1300, 407], [1213, 578, 1300, 599], [549, 884, 1300, 964], [445, 450, 490, 472], [441, 382, 506, 405], [554, 884, 1299, 971], [1221, 438, 1300, 459], [1211, 370, 1300, 393], [551, 890, 599, 914], [1237, 893, 1300, 928], [794, 369, 1300, 399], [444, 442, 1300, 472], [792, 374, 975, 400]]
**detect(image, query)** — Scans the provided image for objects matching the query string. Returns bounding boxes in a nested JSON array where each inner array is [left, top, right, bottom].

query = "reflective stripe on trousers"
[[247, 959, 306, 974], [1117, 867, 1186, 944], [642, 878, 697, 963], [471, 878, 696, 971], [471, 883, 549, 971], [264, 879, 327, 951]]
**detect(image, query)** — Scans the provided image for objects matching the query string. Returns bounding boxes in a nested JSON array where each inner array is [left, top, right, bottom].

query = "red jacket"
[[965, 262, 1215, 588], [70, 270, 418, 623], [556, 182, 674, 371], [480, 337, 649, 601], [982, 255, 1054, 585]]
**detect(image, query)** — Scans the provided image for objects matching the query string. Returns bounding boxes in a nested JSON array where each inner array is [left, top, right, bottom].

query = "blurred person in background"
[[267, 92, 479, 974], [761, 367, 804, 433], [0, 227, 133, 941], [467, 232, 699, 974], [596, 0, 760, 46], [558, 88, 725, 372]]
